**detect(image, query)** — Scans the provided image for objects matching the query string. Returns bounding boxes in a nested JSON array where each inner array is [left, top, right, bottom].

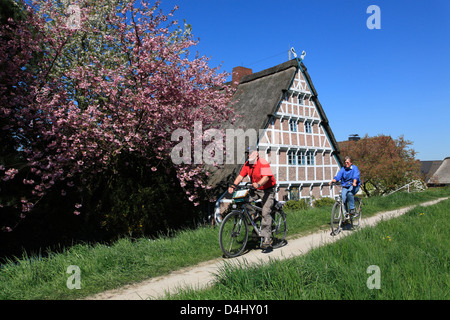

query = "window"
[[305, 121, 312, 133], [288, 150, 296, 165], [289, 187, 299, 200], [288, 150, 314, 165], [306, 151, 315, 165], [289, 119, 297, 132], [297, 151, 306, 165]]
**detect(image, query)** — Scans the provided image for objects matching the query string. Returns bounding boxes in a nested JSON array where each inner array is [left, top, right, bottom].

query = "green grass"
[[170, 198, 450, 300], [285, 187, 450, 237], [0, 227, 223, 299], [1, 187, 449, 299]]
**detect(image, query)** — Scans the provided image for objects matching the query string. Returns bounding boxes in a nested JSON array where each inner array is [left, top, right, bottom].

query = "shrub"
[[313, 197, 336, 208], [284, 199, 309, 212]]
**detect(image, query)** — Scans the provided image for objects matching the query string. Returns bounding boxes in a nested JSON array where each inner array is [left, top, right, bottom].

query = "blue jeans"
[[342, 185, 360, 211]]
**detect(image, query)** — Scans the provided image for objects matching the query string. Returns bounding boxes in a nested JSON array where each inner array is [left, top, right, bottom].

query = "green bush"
[[284, 199, 309, 211], [313, 197, 336, 208]]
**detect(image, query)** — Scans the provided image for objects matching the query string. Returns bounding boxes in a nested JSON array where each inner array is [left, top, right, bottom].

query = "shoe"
[[261, 238, 272, 249], [349, 209, 355, 216]]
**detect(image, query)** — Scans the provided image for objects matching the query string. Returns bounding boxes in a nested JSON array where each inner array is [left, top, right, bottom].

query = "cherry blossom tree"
[[0, 0, 235, 233]]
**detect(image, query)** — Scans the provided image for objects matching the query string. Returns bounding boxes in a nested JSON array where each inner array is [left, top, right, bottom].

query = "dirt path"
[[88, 197, 449, 300]]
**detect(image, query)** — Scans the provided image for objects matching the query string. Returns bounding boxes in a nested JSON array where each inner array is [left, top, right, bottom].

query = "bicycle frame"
[[234, 200, 263, 236], [330, 188, 362, 236]]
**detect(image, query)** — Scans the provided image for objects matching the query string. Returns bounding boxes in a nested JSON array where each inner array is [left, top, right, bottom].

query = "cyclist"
[[228, 148, 276, 248], [329, 156, 361, 216]]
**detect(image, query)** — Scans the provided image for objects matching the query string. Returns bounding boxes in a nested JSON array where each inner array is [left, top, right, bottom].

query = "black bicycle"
[[218, 183, 287, 258]]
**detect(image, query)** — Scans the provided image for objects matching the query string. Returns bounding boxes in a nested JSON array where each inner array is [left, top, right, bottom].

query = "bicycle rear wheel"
[[351, 197, 362, 228], [271, 210, 287, 248], [331, 201, 343, 235], [219, 210, 249, 258]]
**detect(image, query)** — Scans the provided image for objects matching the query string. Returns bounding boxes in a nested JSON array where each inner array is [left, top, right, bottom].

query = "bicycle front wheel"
[[271, 210, 287, 248], [219, 210, 249, 258], [331, 201, 343, 235]]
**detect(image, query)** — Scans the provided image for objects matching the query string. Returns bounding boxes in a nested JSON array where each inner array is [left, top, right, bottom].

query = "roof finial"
[[290, 47, 306, 62], [290, 47, 297, 59]]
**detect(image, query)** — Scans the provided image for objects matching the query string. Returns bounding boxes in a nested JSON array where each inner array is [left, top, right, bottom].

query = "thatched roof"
[[420, 160, 442, 181], [427, 157, 450, 185], [207, 59, 341, 195]]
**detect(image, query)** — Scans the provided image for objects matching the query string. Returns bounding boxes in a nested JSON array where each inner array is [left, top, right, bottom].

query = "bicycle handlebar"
[[231, 182, 257, 190]]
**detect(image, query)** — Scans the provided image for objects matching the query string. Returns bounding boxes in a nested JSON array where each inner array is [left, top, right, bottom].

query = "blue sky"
[[160, 0, 450, 161]]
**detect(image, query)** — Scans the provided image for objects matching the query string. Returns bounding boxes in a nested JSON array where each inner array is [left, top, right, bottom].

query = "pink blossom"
[[2, 168, 18, 181], [0, 0, 236, 230]]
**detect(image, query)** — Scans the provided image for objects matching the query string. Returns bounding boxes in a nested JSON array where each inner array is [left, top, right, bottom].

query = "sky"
[[159, 0, 450, 161]]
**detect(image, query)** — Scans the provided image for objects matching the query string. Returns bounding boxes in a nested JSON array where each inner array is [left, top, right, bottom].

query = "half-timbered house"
[[207, 58, 342, 202]]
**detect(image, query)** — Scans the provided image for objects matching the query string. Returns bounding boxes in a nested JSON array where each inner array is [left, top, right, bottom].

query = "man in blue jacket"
[[329, 156, 361, 215]]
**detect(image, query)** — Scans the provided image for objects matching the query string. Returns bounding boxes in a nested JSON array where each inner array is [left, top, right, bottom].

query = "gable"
[[206, 59, 342, 195]]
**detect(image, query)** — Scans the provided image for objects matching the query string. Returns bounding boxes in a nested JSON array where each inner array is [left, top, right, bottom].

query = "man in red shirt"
[[228, 148, 277, 248]]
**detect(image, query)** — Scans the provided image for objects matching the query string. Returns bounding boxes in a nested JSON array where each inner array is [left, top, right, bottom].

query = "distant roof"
[[207, 59, 341, 193], [420, 160, 442, 180], [426, 157, 450, 185]]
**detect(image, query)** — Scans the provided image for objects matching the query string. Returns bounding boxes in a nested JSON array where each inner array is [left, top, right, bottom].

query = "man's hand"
[[253, 176, 269, 189]]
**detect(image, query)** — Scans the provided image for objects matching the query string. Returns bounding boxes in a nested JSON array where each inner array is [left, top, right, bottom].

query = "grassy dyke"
[[0, 187, 449, 299]]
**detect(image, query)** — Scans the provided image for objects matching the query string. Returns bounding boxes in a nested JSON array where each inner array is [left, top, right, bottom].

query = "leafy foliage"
[[313, 196, 335, 208], [339, 134, 421, 196], [284, 198, 310, 212]]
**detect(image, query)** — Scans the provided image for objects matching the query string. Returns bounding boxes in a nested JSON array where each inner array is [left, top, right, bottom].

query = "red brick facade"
[[257, 69, 341, 201]]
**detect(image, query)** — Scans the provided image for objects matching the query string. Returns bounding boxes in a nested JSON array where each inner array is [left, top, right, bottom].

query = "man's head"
[[246, 147, 259, 165]]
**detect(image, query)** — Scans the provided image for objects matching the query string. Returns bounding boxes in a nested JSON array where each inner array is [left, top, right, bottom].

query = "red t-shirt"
[[239, 158, 276, 190]]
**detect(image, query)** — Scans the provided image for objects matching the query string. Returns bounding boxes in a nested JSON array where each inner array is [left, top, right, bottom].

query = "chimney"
[[232, 66, 252, 87]]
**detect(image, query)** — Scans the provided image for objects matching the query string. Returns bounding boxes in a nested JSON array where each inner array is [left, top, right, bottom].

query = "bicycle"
[[218, 183, 287, 258], [330, 183, 363, 236]]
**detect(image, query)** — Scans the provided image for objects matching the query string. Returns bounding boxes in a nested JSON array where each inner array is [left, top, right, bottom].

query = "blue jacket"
[[334, 165, 361, 188]]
